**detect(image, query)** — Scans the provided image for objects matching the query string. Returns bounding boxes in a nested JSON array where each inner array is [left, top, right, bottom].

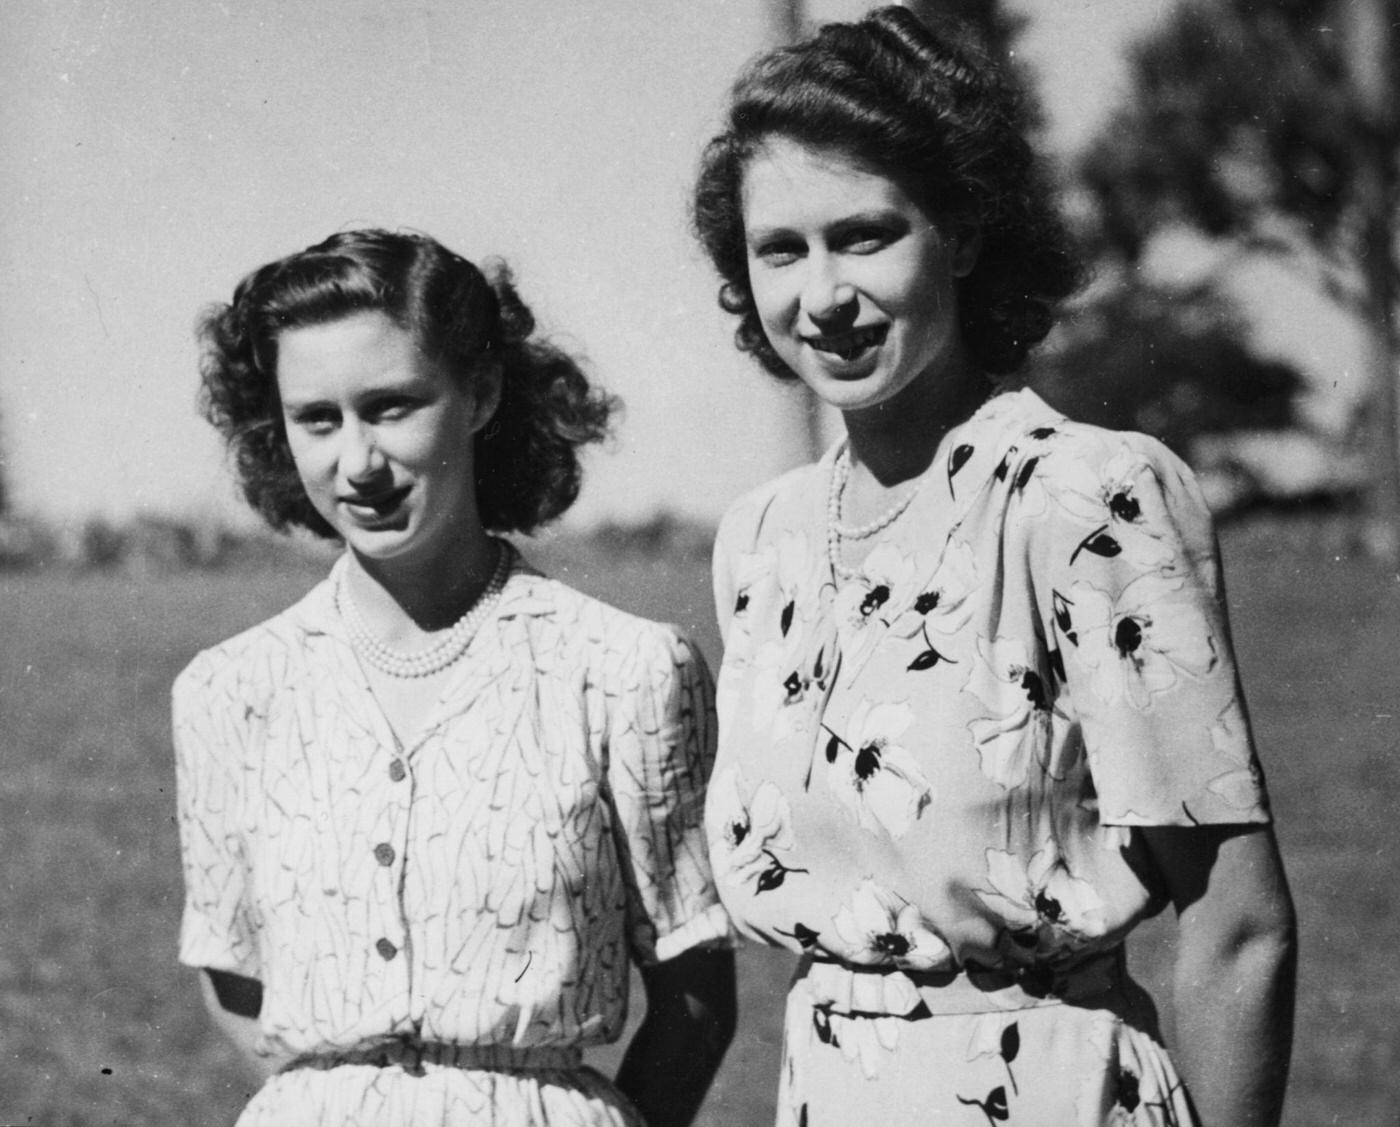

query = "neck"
[[842, 352, 991, 487], [345, 523, 500, 638]]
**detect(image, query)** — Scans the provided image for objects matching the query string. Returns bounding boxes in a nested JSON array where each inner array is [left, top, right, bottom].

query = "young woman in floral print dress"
[[693, 9, 1295, 1126], [176, 229, 734, 1126]]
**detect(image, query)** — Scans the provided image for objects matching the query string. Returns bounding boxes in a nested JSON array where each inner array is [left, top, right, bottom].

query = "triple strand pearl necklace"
[[826, 446, 924, 580], [337, 541, 511, 679]]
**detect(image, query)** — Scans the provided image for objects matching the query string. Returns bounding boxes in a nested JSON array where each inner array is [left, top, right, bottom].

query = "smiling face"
[[741, 137, 978, 418], [276, 311, 498, 568]]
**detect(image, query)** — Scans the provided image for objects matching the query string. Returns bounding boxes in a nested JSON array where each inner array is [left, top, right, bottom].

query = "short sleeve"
[[1027, 431, 1271, 828], [172, 656, 262, 978], [606, 626, 732, 965]]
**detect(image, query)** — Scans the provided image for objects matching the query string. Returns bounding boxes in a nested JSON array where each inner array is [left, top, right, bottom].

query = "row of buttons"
[[375, 757, 409, 960]]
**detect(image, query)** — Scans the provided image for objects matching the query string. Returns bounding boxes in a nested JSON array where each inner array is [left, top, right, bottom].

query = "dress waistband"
[[798, 946, 1126, 1018], [284, 1038, 584, 1077]]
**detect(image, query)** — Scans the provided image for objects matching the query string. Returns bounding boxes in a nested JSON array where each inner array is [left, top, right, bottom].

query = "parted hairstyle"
[[197, 229, 615, 538], [692, 5, 1084, 378]]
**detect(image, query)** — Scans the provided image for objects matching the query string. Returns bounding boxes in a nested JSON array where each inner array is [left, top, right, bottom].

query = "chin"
[[342, 525, 418, 561]]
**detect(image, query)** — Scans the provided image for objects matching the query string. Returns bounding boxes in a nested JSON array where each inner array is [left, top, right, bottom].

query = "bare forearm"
[[616, 1011, 730, 1127], [615, 948, 737, 1127], [1172, 922, 1297, 1126], [199, 970, 285, 1081], [1138, 825, 1297, 1127]]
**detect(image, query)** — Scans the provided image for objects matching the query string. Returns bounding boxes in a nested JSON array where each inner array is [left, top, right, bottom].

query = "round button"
[[375, 938, 398, 961], [374, 842, 395, 867], [388, 758, 406, 782]]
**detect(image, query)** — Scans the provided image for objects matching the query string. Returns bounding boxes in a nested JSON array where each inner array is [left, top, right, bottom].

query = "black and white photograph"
[[0, 2, 1395, 1124]]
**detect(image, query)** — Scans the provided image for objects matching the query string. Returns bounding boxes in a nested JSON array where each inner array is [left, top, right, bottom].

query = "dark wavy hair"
[[692, 6, 1084, 378], [197, 229, 616, 538]]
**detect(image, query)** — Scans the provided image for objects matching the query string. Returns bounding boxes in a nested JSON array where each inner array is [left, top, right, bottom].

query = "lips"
[[340, 485, 410, 518], [805, 324, 889, 362]]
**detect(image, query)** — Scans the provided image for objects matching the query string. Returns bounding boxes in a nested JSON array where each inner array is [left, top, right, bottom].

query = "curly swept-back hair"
[[692, 5, 1084, 378], [197, 229, 615, 538]]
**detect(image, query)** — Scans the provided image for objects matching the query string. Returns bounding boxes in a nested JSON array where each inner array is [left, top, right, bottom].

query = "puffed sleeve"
[[1026, 429, 1271, 828], [713, 490, 762, 648], [606, 625, 732, 965], [172, 653, 262, 978], [713, 477, 786, 654]]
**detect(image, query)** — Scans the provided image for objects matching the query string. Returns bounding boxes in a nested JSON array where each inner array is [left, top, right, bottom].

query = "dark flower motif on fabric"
[[775, 921, 821, 949], [1046, 446, 1180, 571], [830, 878, 953, 971], [889, 540, 978, 652], [707, 766, 796, 891], [977, 846, 1107, 959], [967, 635, 1068, 788], [956, 1084, 1010, 1124], [994, 445, 1019, 483], [968, 1013, 1022, 1095], [822, 701, 931, 838], [834, 544, 917, 635], [1069, 575, 1216, 710], [948, 442, 976, 496], [750, 619, 832, 748]]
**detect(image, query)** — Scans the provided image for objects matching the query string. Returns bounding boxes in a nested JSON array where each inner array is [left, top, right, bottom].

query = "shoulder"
[[995, 410, 1221, 588], [715, 459, 827, 564], [979, 389, 1188, 480], [507, 567, 702, 681], [1028, 418, 1209, 523], [171, 577, 330, 717], [972, 390, 1207, 522]]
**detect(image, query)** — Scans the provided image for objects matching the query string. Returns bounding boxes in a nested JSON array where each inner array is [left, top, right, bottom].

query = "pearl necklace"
[[826, 447, 923, 580], [337, 542, 511, 679]]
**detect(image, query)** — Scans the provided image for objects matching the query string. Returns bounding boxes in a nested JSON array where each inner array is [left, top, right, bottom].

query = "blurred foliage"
[[0, 512, 335, 574], [0, 510, 716, 575], [1058, 0, 1399, 510], [1034, 282, 1303, 450], [1078, 0, 1396, 263]]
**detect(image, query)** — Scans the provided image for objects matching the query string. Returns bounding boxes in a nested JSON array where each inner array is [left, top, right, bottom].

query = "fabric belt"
[[284, 1038, 584, 1077], [799, 946, 1127, 1018]]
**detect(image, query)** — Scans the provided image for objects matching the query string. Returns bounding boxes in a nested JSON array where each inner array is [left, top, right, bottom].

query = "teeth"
[[812, 326, 885, 359]]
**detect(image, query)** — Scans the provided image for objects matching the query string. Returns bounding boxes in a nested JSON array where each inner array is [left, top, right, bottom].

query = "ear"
[[468, 359, 504, 435], [950, 222, 982, 278]]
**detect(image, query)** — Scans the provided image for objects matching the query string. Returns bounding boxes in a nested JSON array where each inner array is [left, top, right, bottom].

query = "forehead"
[[740, 137, 920, 229], [275, 312, 428, 396]]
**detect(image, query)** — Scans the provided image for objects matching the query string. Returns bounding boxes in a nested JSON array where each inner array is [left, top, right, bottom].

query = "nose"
[[800, 263, 858, 334], [339, 421, 388, 486]]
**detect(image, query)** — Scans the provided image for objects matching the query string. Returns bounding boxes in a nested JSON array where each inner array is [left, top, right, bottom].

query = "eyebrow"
[[746, 208, 910, 243]]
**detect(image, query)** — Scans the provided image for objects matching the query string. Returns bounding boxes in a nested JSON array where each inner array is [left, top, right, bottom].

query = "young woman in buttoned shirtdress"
[[692, 9, 1295, 1126], [175, 230, 735, 1126]]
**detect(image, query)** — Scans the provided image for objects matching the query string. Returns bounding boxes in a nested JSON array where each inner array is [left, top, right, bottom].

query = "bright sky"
[[0, 0, 1180, 528]]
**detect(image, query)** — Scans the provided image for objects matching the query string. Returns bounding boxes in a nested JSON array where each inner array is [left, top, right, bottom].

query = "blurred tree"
[[1076, 0, 1399, 551], [1037, 282, 1302, 450]]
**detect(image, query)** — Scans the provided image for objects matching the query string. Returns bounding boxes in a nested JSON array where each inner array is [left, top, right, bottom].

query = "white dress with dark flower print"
[[706, 389, 1270, 1127]]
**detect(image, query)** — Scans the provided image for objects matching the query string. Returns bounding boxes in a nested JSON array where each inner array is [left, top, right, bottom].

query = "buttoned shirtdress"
[[174, 550, 729, 1126], [704, 389, 1273, 1126]]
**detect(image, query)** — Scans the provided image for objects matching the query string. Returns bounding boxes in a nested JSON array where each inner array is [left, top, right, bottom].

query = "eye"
[[288, 407, 338, 436], [750, 236, 804, 268], [367, 396, 419, 423], [839, 226, 897, 254]]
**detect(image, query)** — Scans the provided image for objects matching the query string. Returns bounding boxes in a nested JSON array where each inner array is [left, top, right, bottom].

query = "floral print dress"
[[705, 389, 1271, 1126], [175, 549, 728, 1127]]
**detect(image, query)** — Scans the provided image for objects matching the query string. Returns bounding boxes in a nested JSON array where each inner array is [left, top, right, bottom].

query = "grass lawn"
[[0, 517, 1395, 1125]]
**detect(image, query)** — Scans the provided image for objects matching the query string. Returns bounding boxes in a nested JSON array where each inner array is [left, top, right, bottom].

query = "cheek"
[[746, 269, 789, 331], [284, 435, 331, 492]]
